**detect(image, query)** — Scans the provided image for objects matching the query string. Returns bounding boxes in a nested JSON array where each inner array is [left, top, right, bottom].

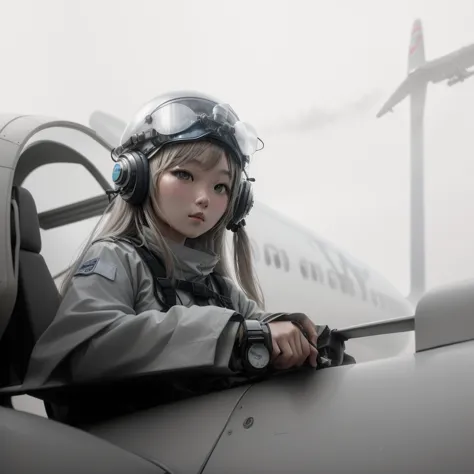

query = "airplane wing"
[[456, 47, 474, 71], [89, 110, 127, 147], [377, 19, 427, 118], [376, 72, 425, 118]]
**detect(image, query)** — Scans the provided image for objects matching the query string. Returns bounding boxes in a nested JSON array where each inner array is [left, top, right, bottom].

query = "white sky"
[[2, 0, 474, 296]]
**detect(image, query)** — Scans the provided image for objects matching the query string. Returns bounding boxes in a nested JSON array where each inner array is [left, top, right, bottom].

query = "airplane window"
[[371, 290, 380, 307], [300, 260, 309, 279], [310, 263, 324, 282], [328, 270, 339, 290], [264, 244, 290, 272], [264, 245, 277, 267], [300, 259, 326, 283]]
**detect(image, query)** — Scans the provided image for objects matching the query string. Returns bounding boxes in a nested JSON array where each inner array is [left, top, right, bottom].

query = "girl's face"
[[155, 151, 232, 243]]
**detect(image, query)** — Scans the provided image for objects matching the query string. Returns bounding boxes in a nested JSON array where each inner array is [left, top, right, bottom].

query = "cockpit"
[[0, 116, 116, 416]]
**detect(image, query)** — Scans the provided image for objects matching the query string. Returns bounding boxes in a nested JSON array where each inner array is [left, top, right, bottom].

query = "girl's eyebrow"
[[217, 169, 231, 178], [186, 159, 231, 178]]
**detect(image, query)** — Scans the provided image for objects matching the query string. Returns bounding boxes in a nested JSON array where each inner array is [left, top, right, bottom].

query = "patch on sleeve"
[[74, 257, 117, 281]]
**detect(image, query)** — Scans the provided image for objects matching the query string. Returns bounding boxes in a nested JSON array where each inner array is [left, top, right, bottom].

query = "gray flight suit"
[[24, 229, 276, 424]]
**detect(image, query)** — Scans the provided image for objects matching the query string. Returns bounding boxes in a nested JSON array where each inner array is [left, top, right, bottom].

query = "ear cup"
[[228, 179, 254, 230], [114, 151, 150, 205]]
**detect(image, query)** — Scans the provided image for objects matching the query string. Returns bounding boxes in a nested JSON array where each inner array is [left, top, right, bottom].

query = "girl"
[[25, 91, 319, 420]]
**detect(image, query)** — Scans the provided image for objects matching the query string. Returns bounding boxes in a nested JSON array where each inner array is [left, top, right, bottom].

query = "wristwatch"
[[239, 320, 272, 373]]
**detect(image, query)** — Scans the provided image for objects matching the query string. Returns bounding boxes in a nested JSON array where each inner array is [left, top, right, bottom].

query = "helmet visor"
[[152, 102, 197, 135], [118, 97, 261, 165]]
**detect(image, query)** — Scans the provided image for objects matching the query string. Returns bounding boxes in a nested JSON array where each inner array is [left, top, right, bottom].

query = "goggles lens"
[[144, 100, 260, 159], [153, 102, 197, 135]]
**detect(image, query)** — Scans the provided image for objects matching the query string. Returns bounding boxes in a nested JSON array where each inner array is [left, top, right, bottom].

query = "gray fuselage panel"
[[203, 342, 474, 474]]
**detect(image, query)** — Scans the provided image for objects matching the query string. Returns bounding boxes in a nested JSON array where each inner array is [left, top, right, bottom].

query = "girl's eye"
[[215, 184, 230, 195], [172, 170, 193, 180]]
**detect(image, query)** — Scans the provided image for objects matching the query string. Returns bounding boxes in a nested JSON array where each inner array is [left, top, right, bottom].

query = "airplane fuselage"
[[240, 202, 414, 363], [416, 43, 474, 83]]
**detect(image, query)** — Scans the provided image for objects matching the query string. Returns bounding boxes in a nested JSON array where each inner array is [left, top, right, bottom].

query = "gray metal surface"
[[335, 315, 414, 340], [15, 140, 111, 189], [1, 406, 166, 474], [82, 283, 474, 474], [0, 114, 26, 135], [415, 278, 474, 351], [38, 194, 109, 230], [202, 342, 474, 474], [88, 384, 251, 474]]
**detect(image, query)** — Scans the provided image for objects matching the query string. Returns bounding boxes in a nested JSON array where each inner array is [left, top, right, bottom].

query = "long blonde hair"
[[61, 141, 265, 309]]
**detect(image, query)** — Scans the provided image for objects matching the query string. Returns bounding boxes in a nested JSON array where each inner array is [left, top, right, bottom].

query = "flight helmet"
[[110, 90, 262, 231]]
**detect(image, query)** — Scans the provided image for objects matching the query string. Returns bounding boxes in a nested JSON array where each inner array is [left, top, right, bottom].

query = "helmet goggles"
[[113, 96, 263, 168]]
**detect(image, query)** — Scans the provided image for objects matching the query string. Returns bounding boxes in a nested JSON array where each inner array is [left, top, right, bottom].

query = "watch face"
[[247, 343, 270, 369]]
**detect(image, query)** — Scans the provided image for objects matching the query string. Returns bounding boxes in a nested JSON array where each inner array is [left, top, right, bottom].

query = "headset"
[[111, 147, 255, 232]]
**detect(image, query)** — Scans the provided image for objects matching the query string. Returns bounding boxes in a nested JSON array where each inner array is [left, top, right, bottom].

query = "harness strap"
[[175, 279, 234, 309], [210, 273, 235, 310], [132, 243, 234, 311]]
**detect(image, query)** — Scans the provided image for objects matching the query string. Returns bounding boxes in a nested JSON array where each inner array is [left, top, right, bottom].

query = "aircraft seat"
[[0, 186, 60, 390]]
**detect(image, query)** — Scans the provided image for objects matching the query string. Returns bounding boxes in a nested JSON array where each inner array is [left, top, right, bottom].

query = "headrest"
[[14, 187, 42, 253]]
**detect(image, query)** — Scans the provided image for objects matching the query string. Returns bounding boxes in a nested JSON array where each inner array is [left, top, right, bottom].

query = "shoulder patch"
[[74, 257, 117, 281], [77, 258, 99, 275]]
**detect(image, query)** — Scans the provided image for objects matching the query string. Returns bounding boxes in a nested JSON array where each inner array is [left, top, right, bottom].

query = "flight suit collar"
[[142, 226, 220, 281]]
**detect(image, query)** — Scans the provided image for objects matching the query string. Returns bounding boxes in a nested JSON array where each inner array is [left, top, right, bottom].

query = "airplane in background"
[[376, 18, 474, 118]]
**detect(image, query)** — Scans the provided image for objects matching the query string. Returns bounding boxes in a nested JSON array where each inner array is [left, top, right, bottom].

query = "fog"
[[2, 0, 474, 296]]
